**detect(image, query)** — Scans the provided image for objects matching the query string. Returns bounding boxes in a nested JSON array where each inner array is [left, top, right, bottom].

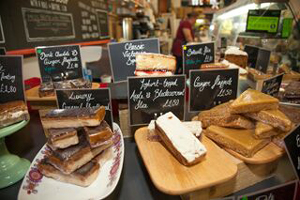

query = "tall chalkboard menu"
[[0, 56, 25, 103], [0, 0, 110, 52], [128, 75, 186, 126], [183, 42, 215, 75]]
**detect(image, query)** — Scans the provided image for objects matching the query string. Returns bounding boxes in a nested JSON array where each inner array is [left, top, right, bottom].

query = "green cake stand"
[[0, 120, 30, 189]]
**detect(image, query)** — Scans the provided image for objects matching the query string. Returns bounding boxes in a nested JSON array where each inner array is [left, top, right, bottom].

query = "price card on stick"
[[128, 75, 186, 126], [255, 48, 271, 74], [238, 181, 297, 200], [0, 55, 25, 103], [189, 68, 239, 112], [56, 88, 113, 127], [183, 42, 215, 75], [261, 73, 283, 96], [284, 124, 300, 180], [244, 45, 259, 68], [36, 45, 83, 82], [108, 38, 160, 83]]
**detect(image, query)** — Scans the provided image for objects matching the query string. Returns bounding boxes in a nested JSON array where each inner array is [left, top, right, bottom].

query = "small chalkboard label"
[[128, 75, 186, 126], [255, 48, 271, 74], [284, 124, 300, 180], [244, 45, 259, 68], [0, 55, 25, 103], [108, 38, 160, 83], [261, 73, 283, 96], [0, 47, 6, 55], [238, 181, 297, 200], [183, 42, 215, 75], [36, 45, 83, 82], [189, 68, 239, 112], [56, 88, 113, 127]]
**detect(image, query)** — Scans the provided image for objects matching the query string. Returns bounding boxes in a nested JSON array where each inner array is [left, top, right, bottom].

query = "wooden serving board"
[[225, 142, 285, 165], [26, 83, 100, 101], [135, 127, 238, 195]]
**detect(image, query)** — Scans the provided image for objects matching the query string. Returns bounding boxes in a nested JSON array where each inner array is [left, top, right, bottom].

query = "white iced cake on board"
[[155, 112, 206, 166], [135, 53, 176, 76]]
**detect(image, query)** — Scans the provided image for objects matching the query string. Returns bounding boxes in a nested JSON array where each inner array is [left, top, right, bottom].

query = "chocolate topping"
[[48, 128, 77, 141], [51, 134, 89, 160], [45, 107, 100, 118], [75, 160, 97, 176]]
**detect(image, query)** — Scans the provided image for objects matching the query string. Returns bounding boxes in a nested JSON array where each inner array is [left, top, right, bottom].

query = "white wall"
[[23, 56, 40, 80]]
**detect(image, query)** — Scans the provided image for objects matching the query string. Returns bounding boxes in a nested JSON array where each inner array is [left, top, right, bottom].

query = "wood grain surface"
[[135, 127, 238, 195]]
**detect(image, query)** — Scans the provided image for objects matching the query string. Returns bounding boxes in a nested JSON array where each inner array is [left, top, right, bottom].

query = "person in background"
[[172, 12, 199, 74]]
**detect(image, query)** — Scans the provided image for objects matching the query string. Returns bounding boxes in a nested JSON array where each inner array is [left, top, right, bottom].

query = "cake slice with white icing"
[[155, 112, 206, 166]]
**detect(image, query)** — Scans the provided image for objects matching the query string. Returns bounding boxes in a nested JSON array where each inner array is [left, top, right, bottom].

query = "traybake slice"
[[155, 112, 206, 166], [254, 122, 281, 139], [41, 106, 105, 129], [198, 102, 254, 129], [0, 100, 30, 128], [230, 89, 279, 114], [47, 128, 79, 150], [205, 125, 270, 158], [245, 109, 292, 132], [39, 158, 99, 187]]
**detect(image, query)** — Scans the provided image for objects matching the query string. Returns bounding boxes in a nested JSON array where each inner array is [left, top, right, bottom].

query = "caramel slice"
[[230, 89, 279, 114], [198, 102, 254, 129], [246, 109, 292, 132], [41, 106, 106, 128], [47, 128, 78, 150], [254, 122, 281, 139], [205, 125, 270, 157], [0, 101, 30, 128], [39, 158, 100, 187], [83, 120, 113, 148]]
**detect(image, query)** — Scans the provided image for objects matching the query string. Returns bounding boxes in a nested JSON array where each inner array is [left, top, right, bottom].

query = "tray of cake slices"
[[276, 80, 300, 107], [26, 79, 100, 101], [18, 106, 124, 200], [195, 89, 299, 164], [135, 112, 238, 195]]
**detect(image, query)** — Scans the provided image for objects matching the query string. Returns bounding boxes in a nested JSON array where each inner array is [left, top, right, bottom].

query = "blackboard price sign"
[[56, 88, 113, 127], [238, 181, 297, 200], [244, 45, 259, 68], [189, 68, 238, 112], [0, 47, 6, 55], [0, 55, 25, 103], [255, 48, 271, 74], [108, 38, 160, 83], [183, 42, 215, 75], [128, 75, 186, 126], [96, 10, 109, 39], [261, 73, 283, 96], [284, 124, 300, 180], [36, 45, 83, 82]]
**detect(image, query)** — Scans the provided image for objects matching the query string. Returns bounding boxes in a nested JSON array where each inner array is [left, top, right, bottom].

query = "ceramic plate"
[[18, 123, 124, 200]]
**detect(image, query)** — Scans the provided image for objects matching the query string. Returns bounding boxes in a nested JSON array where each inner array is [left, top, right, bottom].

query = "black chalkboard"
[[56, 88, 113, 127], [183, 42, 215, 75], [256, 48, 271, 73], [36, 45, 83, 82], [108, 38, 160, 83], [128, 75, 186, 126], [0, 0, 110, 51], [0, 55, 25, 103], [0, 47, 6, 55], [244, 45, 259, 68], [238, 181, 297, 200], [0, 16, 4, 44], [97, 10, 109, 39], [261, 73, 283, 96], [284, 125, 300, 180], [189, 69, 239, 112]]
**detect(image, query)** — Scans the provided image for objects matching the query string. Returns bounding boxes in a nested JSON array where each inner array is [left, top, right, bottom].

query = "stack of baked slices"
[[38, 106, 114, 187], [198, 89, 293, 158]]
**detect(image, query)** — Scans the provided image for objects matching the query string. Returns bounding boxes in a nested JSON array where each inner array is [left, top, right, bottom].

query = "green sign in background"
[[247, 16, 279, 33], [282, 18, 293, 38]]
